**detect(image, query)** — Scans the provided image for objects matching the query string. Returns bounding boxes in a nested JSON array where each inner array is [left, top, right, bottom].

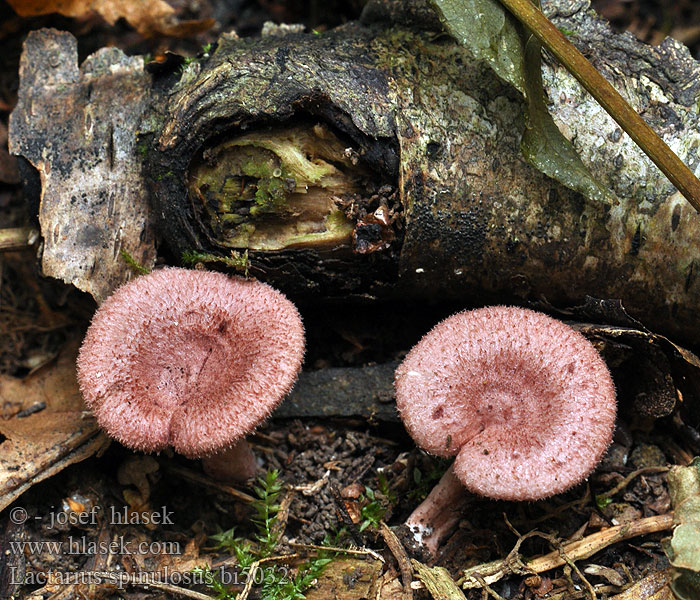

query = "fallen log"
[[9, 0, 700, 344]]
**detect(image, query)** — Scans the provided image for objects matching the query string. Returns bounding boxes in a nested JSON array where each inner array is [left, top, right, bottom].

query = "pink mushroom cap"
[[77, 267, 304, 458], [395, 306, 616, 501]]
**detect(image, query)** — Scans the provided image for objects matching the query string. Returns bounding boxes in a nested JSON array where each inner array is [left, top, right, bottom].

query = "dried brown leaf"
[[7, 0, 214, 37], [0, 338, 109, 511]]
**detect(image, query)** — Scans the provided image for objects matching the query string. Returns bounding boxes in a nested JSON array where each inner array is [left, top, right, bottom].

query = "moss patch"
[[187, 123, 369, 251]]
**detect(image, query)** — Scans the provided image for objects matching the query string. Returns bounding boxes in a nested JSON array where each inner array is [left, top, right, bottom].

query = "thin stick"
[[237, 554, 300, 600], [287, 542, 385, 562], [461, 513, 673, 588], [498, 0, 700, 212], [164, 463, 256, 503], [88, 571, 215, 600], [525, 513, 673, 573], [472, 573, 507, 600], [0, 227, 37, 251], [556, 547, 597, 600], [379, 522, 413, 600], [595, 466, 669, 504]]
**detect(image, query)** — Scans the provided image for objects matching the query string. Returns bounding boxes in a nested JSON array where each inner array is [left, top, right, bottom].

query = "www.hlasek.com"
[[9, 536, 181, 557], [8, 566, 286, 588]]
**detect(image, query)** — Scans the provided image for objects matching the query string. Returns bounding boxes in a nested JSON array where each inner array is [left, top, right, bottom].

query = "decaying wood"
[[8, 29, 156, 304], [140, 0, 700, 345], [303, 558, 385, 600], [272, 362, 398, 422], [9, 1, 700, 346]]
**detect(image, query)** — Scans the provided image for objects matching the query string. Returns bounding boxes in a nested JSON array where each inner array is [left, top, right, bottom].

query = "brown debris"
[[611, 569, 673, 600], [0, 339, 110, 511], [7, 0, 214, 38], [304, 558, 384, 600]]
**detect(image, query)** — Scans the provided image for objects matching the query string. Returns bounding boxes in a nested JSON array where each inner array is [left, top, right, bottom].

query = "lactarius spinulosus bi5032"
[[77, 267, 305, 480], [395, 306, 616, 552]]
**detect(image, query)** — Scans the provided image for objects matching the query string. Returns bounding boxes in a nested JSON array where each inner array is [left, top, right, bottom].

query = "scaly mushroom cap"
[[77, 268, 304, 458], [395, 306, 616, 501]]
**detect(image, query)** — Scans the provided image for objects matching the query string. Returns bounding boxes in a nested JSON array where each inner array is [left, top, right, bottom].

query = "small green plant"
[[407, 458, 450, 503], [360, 471, 398, 532], [191, 565, 235, 600], [595, 494, 613, 511], [199, 470, 335, 600], [120, 249, 150, 275], [210, 528, 256, 570], [261, 553, 333, 600], [252, 469, 284, 556]]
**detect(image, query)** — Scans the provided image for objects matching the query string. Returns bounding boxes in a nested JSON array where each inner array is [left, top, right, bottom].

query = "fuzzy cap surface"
[[77, 268, 305, 458], [394, 306, 616, 501]]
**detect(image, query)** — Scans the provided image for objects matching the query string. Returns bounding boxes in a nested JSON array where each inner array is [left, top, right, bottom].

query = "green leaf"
[[667, 458, 700, 571], [521, 23, 614, 207], [431, 0, 613, 207], [595, 494, 613, 511], [430, 0, 525, 92]]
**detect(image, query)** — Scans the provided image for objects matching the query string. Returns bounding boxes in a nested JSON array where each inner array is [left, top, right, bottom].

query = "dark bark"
[[140, 0, 700, 345], [9, 1, 700, 344]]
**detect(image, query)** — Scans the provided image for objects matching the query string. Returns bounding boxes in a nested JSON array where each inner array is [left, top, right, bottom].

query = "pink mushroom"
[[77, 267, 304, 481], [395, 306, 616, 553]]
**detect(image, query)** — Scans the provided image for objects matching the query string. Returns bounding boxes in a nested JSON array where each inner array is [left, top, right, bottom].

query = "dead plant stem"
[[498, 0, 700, 211]]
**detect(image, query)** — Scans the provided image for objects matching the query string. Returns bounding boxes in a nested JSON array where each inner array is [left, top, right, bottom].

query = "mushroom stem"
[[405, 464, 469, 555], [201, 439, 259, 482]]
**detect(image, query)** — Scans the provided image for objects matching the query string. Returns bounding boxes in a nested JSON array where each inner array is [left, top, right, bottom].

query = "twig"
[[287, 542, 385, 563], [271, 491, 294, 543], [527, 513, 673, 573], [472, 573, 507, 600], [497, 0, 700, 211], [237, 554, 300, 600], [595, 466, 669, 504], [164, 463, 256, 503], [88, 571, 215, 600], [550, 540, 596, 600], [460, 513, 673, 589], [379, 522, 413, 600], [292, 470, 330, 496], [0, 227, 38, 252]]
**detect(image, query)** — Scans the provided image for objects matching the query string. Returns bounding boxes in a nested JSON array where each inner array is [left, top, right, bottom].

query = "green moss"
[[251, 176, 293, 215], [188, 123, 368, 251], [155, 170, 174, 182], [181, 249, 250, 274], [120, 249, 150, 275]]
